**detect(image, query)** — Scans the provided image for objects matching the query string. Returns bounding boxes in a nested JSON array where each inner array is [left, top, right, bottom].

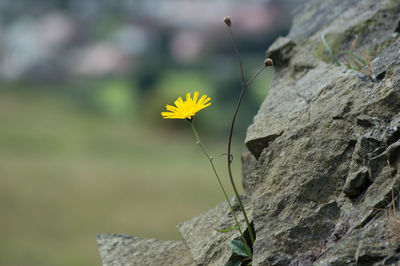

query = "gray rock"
[[241, 149, 257, 195], [243, 0, 400, 265], [177, 196, 253, 266], [315, 215, 398, 266], [343, 166, 370, 197], [266, 36, 296, 68], [97, 234, 195, 266]]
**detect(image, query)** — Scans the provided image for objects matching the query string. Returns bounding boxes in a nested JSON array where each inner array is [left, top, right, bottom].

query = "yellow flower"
[[161, 92, 211, 119]]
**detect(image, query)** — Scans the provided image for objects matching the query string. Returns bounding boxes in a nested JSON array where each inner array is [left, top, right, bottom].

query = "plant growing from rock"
[[161, 16, 273, 266], [321, 32, 375, 82]]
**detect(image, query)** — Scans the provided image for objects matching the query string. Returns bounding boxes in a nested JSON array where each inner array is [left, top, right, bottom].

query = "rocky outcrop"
[[97, 234, 195, 266], [177, 196, 253, 266], [245, 0, 400, 264], [97, 0, 400, 265]]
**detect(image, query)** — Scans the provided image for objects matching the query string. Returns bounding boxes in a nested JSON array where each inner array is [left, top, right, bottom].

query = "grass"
[[0, 90, 244, 266]]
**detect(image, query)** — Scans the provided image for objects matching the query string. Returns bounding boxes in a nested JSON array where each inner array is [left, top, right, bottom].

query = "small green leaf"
[[225, 259, 242, 266], [213, 227, 239, 233], [321, 33, 341, 66], [229, 240, 252, 258]]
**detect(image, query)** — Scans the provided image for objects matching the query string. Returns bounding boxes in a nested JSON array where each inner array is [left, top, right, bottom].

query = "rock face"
[[245, 0, 400, 264], [97, 234, 195, 266], [177, 196, 253, 266], [98, 0, 400, 265]]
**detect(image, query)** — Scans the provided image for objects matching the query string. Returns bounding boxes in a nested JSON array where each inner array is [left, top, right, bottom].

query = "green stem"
[[321, 33, 341, 66], [227, 26, 256, 245], [188, 120, 252, 259], [245, 65, 266, 87]]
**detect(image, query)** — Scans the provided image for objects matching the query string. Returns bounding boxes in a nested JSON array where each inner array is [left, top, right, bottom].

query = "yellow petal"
[[193, 92, 199, 103], [166, 105, 178, 112], [197, 95, 207, 105], [175, 97, 184, 108], [161, 92, 211, 119], [202, 97, 211, 105]]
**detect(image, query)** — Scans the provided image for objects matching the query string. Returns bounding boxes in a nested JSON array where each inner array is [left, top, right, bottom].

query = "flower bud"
[[264, 58, 273, 67], [224, 16, 232, 27]]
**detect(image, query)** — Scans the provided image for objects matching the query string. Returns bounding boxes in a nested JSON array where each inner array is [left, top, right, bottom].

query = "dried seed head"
[[264, 58, 273, 67], [224, 16, 232, 27]]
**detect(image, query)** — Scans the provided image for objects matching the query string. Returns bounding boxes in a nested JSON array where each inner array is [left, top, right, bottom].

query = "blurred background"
[[0, 0, 297, 265]]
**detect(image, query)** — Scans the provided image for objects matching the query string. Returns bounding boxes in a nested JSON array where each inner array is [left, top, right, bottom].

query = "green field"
[[0, 91, 245, 266]]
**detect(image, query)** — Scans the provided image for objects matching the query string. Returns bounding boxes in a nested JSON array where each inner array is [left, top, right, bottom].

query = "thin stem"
[[246, 65, 266, 87], [188, 120, 252, 259], [227, 27, 255, 245], [228, 27, 245, 86]]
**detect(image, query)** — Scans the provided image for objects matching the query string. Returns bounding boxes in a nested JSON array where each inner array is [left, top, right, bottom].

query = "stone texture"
[[177, 196, 253, 266], [97, 234, 195, 266], [241, 149, 257, 195], [244, 0, 400, 265]]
